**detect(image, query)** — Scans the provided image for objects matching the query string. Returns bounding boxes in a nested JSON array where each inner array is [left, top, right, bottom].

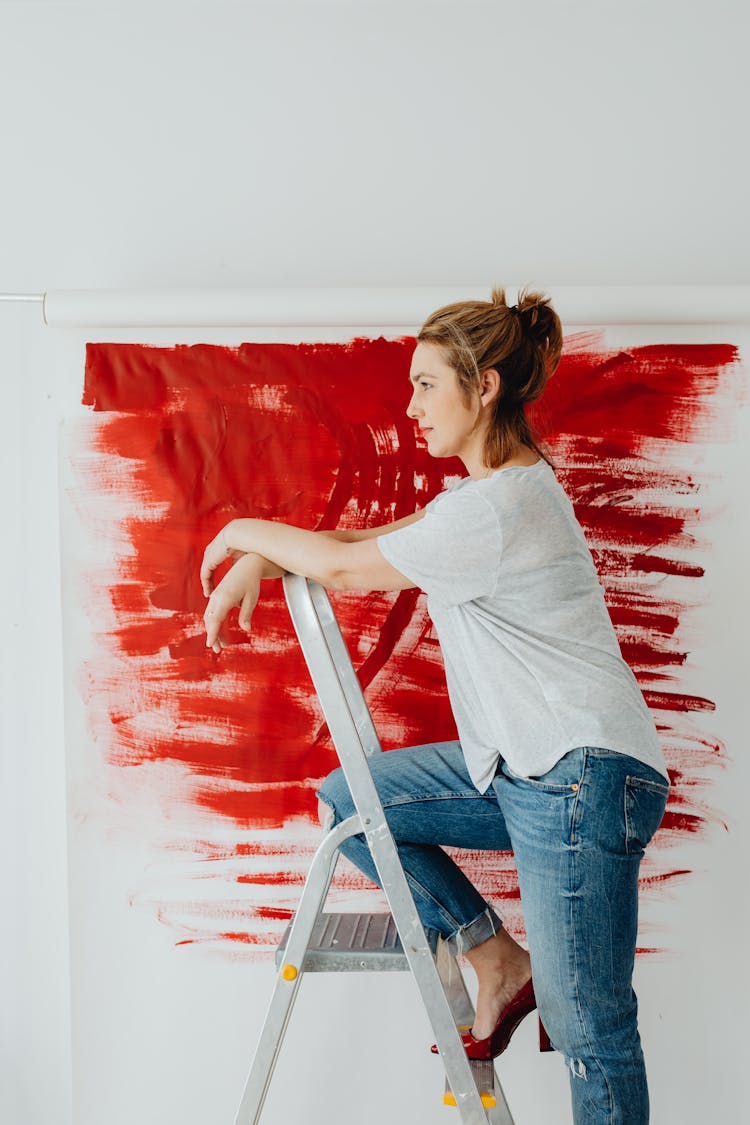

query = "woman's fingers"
[[200, 532, 235, 598], [202, 550, 261, 653], [200, 551, 222, 598], [238, 590, 257, 632], [203, 597, 228, 651], [203, 584, 256, 649], [200, 554, 215, 598]]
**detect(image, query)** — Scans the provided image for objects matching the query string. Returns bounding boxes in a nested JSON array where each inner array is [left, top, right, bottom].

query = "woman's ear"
[[480, 367, 502, 406]]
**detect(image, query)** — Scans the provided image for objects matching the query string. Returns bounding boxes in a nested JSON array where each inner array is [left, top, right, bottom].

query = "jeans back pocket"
[[624, 775, 670, 855]]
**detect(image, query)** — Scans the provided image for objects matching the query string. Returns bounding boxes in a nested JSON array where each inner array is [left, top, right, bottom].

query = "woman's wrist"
[[238, 547, 287, 581], [222, 519, 237, 554], [223, 518, 257, 555], [222, 520, 286, 579], [222, 517, 338, 583]]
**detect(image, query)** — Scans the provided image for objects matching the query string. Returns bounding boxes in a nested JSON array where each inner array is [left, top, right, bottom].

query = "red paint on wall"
[[71, 333, 742, 955]]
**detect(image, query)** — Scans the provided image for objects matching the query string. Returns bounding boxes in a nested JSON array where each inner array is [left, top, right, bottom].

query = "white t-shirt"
[[376, 460, 668, 794]]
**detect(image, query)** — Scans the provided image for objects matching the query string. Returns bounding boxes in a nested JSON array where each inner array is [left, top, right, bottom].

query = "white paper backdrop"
[[56, 321, 749, 1125]]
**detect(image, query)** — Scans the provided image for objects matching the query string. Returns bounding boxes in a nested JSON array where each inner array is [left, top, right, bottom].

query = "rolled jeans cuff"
[[441, 904, 504, 957]]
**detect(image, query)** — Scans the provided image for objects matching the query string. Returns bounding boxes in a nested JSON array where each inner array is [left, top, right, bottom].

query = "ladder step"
[[443, 1059, 497, 1109], [275, 911, 440, 972]]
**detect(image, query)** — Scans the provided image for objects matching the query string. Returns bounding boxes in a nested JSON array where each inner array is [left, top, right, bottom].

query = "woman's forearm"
[[242, 551, 288, 580], [224, 519, 347, 587], [218, 510, 424, 592], [322, 511, 425, 542]]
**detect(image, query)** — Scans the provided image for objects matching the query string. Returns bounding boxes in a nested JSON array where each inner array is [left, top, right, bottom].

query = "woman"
[[200, 288, 670, 1125]]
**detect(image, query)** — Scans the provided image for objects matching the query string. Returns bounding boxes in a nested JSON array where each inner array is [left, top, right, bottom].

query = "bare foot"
[[462, 930, 532, 1040]]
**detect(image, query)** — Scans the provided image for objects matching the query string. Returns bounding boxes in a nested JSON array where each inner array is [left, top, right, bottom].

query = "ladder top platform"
[[275, 911, 441, 973]]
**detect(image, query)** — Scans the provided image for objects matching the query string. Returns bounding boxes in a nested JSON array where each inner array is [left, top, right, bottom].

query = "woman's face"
[[407, 341, 483, 465]]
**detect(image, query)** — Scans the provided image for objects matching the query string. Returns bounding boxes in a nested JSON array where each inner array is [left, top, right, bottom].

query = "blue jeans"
[[317, 742, 669, 1125]]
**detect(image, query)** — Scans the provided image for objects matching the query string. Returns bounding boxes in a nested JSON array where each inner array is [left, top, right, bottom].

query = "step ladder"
[[234, 574, 517, 1125]]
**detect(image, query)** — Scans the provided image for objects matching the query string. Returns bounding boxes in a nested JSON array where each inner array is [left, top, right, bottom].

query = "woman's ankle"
[[464, 929, 530, 978], [467, 937, 532, 1038]]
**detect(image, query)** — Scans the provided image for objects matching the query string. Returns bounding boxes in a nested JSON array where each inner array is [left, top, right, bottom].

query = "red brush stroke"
[[72, 333, 743, 954]]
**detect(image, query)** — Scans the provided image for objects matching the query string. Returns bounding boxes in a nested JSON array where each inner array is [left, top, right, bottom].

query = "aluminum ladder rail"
[[233, 574, 514, 1125]]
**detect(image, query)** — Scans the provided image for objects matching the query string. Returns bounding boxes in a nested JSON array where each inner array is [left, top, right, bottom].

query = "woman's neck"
[[466, 445, 541, 480]]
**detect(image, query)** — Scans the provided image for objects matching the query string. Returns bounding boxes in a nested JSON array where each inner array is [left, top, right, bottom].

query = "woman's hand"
[[200, 525, 244, 598], [203, 552, 263, 653]]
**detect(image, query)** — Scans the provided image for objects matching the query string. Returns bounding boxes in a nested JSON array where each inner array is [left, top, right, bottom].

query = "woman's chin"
[[421, 434, 456, 460]]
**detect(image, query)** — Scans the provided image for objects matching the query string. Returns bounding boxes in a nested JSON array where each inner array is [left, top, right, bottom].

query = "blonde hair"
[[417, 286, 563, 468]]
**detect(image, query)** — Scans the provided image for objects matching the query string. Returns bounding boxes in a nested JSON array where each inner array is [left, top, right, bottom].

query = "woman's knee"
[[317, 797, 335, 829], [316, 766, 353, 827]]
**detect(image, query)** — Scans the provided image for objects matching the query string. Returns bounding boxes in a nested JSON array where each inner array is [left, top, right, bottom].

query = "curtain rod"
[[1, 287, 750, 327]]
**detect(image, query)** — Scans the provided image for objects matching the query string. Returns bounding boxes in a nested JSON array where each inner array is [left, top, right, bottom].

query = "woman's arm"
[[201, 510, 425, 595], [318, 509, 426, 543], [220, 515, 421, 591], [200, 509, 424, 652]]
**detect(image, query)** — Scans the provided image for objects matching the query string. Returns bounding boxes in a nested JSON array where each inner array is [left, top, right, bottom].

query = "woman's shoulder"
[[427, 461, 560, 520], [425, 475, 471, 511], [474, 459, 557, 502]]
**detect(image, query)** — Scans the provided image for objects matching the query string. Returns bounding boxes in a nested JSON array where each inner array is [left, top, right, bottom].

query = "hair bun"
[[515, 287, 556, 342], [488, 284, 560, 359], [489, 286, 551, 334], [489, 285, 509, 309]]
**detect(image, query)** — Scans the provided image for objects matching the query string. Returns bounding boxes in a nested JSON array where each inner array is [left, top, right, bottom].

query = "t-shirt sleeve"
[[376, 487, 503, 606]]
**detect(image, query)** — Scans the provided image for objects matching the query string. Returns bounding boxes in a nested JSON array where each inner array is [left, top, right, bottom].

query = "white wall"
[[1, 3, 749, 1124], [2, 0, 750, 290]]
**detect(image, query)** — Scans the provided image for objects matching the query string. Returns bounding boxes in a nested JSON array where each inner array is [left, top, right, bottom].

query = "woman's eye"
[[420, 381, 432, 390]]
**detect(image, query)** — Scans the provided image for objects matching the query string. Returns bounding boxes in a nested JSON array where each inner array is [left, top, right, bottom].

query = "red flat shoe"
[[430, 977, 554, 1059]]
